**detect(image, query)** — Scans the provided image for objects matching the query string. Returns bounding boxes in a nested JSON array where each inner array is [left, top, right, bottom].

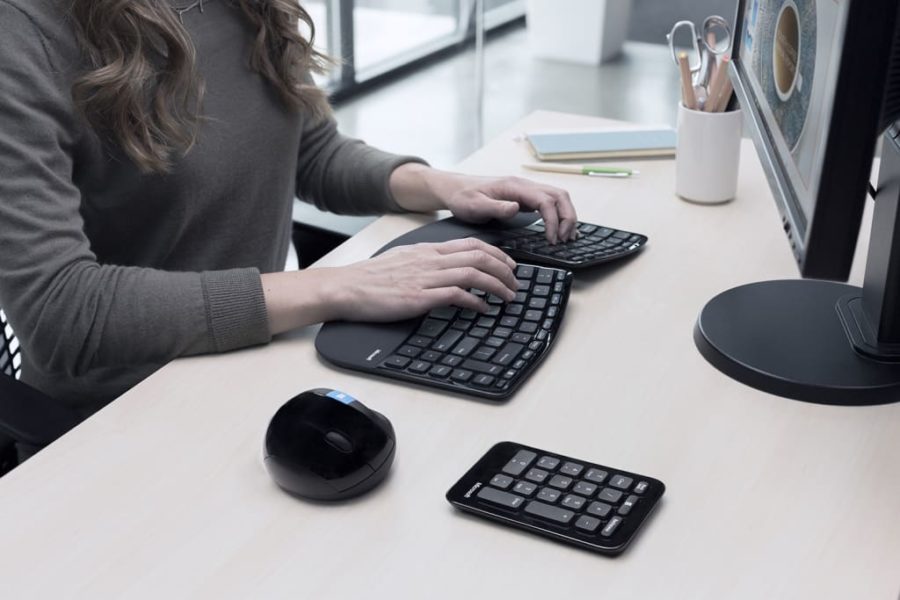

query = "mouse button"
[[324, 430, 354, 453]]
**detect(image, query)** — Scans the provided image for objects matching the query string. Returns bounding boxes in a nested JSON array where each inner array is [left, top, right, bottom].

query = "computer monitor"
[[694, 0, 900, 405]]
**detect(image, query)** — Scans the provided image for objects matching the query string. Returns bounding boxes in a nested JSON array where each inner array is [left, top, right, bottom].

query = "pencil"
[[678, 52, 696, 110], [713, 77, 734, 112], [705, 55, 729, 112]]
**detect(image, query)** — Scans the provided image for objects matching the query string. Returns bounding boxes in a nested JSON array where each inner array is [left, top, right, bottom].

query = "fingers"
[[419, 287, 488, 313], [424, 266, 516, 303], [480, 177, 578, 244], [428, 237, 516, 270], [436, 249, 518, 294]]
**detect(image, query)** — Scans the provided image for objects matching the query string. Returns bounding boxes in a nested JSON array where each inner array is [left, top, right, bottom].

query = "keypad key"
[[485, 305, 502, 317], [493, 327, 513, 339], [524, 310, 543, 322], [516, 265, 534, 279], [513, 359, 527, 369], [536, 487, 561, 503], [459, 309, 478, 320], [511, 333, 531, 344], [462, 359, 504, 376], [472, 347, 496, 361], [500, 316, 519, 328], [476, 317, 496, 329], [536, 330, 548, 341], [634, 481, 650, 494], [442, 355, 463, 367], [469, 327, 489, 339], [559, 462, 583, 477], [610, 475, 633, 490], [618, 495, 639, 516], [601, 516, 623, 537], [516, 279, 531, 292], [587, 501, 612, 518], [429, 306, 458, 320], [537, 456, 560, 470], [519, 322, 538, 334], [503, 369, 517, 379], [409, 336, 433, 348], [561, 494, 587, 510], [575, 515, 601, 533], [548, 474, 573, 490], [502, 449, 537, 476], [384, 356, 411, 369], [524, 468, 549, 484], [487, 294, 504, 305], [513, 481, 537, 496], [536, 269, 554, 285], [532, 285, 550, 297], [598, 488, 623, 504], [504, 304, 524, 316], [421, 351, 441, 362], [524, 501, 574, 525], [584, 468, 608, 484], [492, 343, 524, 366], [490, 474, 514, 489], [573, 481, 597, 497], [484, 337, 505, 348], [476, 487, 525, 509], [528, 297, 547, 310]]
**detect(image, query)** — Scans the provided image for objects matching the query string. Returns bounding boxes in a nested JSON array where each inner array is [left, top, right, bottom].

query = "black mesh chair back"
[[0, 309, 21, 379]]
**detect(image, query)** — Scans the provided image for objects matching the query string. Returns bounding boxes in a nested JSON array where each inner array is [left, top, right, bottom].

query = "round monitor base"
[[694, 279, 900, 406]]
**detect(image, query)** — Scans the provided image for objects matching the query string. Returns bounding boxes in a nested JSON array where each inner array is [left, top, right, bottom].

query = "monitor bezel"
[[730, 0, 894, 280]]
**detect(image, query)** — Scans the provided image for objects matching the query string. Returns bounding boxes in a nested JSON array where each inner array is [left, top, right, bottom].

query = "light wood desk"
[[1, 111, 898, 599]]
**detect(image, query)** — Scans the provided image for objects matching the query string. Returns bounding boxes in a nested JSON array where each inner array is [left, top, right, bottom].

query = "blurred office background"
[[295, 0, 734, 240]]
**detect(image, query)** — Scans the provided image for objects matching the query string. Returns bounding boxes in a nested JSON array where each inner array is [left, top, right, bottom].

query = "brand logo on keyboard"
[[366, 349, 382, 362], [464, 482, 482, 498]]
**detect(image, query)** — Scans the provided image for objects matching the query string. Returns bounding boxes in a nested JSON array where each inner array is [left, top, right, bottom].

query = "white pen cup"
[[675, 103, 743, 204]]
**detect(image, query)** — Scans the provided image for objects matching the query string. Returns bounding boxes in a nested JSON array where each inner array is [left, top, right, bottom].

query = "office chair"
[[0, 309, 80, 476]]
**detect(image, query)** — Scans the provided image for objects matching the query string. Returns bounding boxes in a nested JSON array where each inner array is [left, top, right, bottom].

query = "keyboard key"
[[584, 468, 608, 484], [524, 310, 542, 322], [536, 487, 561, 503], [490, 474, 514, 489], [513, 481, 537, 496], [634, 481, 650, 494], [469, 327, 489, 339], [601, 516, 623, 537], [384, 356, 411, 369], [536, 330, 548, 341], [485, 305, 501, 317], [524, 501, 574, 524], [421, 351, 441, 362], [442, 355, 463, 367], [476, 486, 525, 509], [618, 495, 639, 516], [511, 333, 531, 344], [502, 450, 537, 476], [493, 327, 513, 339], [504, 304, 524, 316], [433, 330, 463, 352], [575, 515, 601, 533], [459, 309, 477, 320], [492, 343, 524, 366], [408, 360, 431, 374], [416, 318, 447, 337], [536, 269, 554, 285], [513, 359, 527, 369], [397, 345, 421, 358], [450, 369, 473, 383], [561, 494, 586, 510], [548, 474, 573, 490], [428, 365, 452, 378], [500, 316, 519, 328], [560, 462, 584, 477], [532, 285, 550, 297], [573, 481, 597, 497], [587, 501, 612, 518], [472, 374, 495, 387], [598, 488, 623, 504], [472, 347, 496, 361], [409, 336, 433, 348], [476, 317, 496, 329], [485, 337, 505, 348], [451, 336, 479, 357], [525, 468, 549, 484], [516, 265, 534, 279], [610, 475, 633, 490], [519, 322, 538, 334], [542, 318, 554, 330], [503, 369, 517, 379], [487, 294, 504, 305], [537, 456, 560, 470], [528, 297, 547, 310], [516, 279, 531, 291], [429, 306, 458, 320]]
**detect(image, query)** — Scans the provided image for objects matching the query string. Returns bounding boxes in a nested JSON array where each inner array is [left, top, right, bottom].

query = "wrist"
[[390, 163, 459, 212]]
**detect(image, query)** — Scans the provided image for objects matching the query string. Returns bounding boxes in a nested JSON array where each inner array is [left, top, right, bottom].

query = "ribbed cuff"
[[201, 268, 271, 352]]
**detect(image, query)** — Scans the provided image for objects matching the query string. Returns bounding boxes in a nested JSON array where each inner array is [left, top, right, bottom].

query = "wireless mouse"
[[263, 388, 395, 501]]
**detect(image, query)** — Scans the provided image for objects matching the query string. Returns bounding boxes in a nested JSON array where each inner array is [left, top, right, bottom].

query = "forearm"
[[261, 269, 342, 335]]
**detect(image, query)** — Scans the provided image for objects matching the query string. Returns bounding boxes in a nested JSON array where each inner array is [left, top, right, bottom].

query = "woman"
[[0, 0, 577, 415]]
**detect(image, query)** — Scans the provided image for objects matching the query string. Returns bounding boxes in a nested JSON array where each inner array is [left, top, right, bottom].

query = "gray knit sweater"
[[0, 0, 421, 414]]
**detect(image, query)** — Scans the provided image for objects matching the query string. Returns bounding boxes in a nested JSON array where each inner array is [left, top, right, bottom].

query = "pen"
[[522, 163, 638, 177]]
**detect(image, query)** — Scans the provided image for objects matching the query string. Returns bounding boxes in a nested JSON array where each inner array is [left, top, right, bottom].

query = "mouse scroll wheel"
[[325, 430, 354, 453]]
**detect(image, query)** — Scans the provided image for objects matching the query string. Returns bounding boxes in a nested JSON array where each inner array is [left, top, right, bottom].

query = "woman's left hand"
[[390, 164, 579, 244]]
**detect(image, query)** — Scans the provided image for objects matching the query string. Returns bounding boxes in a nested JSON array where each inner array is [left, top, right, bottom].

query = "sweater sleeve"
[[295, 102, 428, 215], [0, 3, 270, 380]]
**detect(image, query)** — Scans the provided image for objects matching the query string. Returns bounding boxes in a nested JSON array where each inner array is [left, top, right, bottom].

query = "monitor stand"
[[695, 133, 900, 406]]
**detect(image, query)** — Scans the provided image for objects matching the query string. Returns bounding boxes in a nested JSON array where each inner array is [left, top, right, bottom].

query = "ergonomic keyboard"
[[495, 220, 648, 269], [316, 263, 572, 400], [446, 442, 665, 555]]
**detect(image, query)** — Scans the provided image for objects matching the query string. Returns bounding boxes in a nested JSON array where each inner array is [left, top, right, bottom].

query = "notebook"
[[525, 128, 677, 161]]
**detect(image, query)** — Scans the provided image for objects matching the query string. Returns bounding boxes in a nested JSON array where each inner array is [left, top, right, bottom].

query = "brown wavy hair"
[[70, 0, 333, 173]]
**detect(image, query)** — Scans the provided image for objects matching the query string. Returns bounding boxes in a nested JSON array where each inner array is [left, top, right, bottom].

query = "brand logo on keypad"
[[464, 482, 482, 498], [366, 349, 382, 362]]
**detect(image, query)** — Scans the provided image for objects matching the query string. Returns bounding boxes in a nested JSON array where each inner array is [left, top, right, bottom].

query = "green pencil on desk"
[[523, 163, 638, 178]]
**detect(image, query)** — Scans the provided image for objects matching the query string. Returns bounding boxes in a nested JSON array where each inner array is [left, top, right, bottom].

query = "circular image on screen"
[[753, 0, 816, 150]]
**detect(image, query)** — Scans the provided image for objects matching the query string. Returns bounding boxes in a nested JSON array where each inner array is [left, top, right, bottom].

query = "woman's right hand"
[[321, 237, 518, 323]]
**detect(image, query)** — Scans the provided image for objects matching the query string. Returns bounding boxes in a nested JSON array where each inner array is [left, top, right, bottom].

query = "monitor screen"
[[736, 0, 849, 224]]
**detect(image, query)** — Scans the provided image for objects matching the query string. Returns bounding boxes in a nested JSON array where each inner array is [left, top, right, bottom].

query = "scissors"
[[667, 15, 732, 88]]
